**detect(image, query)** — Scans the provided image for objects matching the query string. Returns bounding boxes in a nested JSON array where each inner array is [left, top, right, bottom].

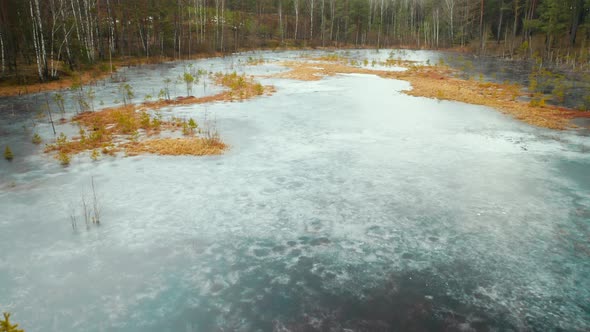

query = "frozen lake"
[[1, 50, 589, 331]]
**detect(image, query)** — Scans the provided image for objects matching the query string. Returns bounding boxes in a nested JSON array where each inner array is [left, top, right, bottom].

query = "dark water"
[[440, 52, 590, 111]]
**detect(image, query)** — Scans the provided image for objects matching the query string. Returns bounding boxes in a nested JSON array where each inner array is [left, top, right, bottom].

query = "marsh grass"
[[246, 56, 265, 65], [212, 71, 275, 100], [69, 177, 101, 231], [44, 102, 227, 160], [275, 60, 589, 129], [42, 71, 275, 162], [124, 136, 226, 156]]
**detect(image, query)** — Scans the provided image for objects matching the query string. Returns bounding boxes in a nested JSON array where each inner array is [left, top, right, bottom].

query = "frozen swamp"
[[0, 50, 589, 331]]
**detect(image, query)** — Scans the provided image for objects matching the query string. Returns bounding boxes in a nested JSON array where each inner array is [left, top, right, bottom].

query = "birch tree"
[[444, 0, 455, 43], [294, 0, 299, 40]]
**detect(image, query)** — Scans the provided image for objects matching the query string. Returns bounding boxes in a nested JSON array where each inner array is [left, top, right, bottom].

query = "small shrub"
[[183, 71, 196, 96], [99, 63, 110, 72], [4, 146, 13, 160], [53, 93, 66, 117], [32, 133, 42, 144], [188, 118, 198, 130], [79, 128, 87, 144], [130, 130, 140, 142], [57, 132, 68, 146], [254, 83, 264, 95], [0, 312, 24, 332], [115, 111, 137, 134], [90, 149, 100, 161], [118, 83, 134, 105], [151, 116, 162, 130], [88, 127, 105, 142], [57, 151, 71, 166], [139, 111, 151, 128], [182, 122, 191, 136], [530, 94, 547, 107], [86, 87, 96, 112]]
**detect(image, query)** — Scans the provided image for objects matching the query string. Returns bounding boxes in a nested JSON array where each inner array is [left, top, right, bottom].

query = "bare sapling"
[[91, 176, 100, 225]]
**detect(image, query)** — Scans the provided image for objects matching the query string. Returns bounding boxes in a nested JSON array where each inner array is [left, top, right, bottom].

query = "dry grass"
[[274, 60, 590, 129], [213, 72, 276, 101], [124, 137, 227, 156], [42, 70, 274, 161], [0, 69, 113, 97], [44, 104, 224, 158], [306, 54, 417, 68], [133, 73, 274, 107], [43, 105, 158, 157]]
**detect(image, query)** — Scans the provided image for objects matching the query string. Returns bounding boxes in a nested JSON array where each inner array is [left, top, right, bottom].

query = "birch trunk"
[[34, 0, 48, 78], [309, 0, 314, 41], [30, 0, 43, 81], [294, 0, 299, 40], [0, 28, 4, 75]]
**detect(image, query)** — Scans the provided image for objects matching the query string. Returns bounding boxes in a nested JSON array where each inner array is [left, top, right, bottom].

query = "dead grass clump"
[[213, 72, 275, 101], [124, 137, 227, 156]]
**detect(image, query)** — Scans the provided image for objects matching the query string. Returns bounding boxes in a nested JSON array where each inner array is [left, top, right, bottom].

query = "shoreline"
[[272, 59, 590, 130], [0, 45, 470, 98]]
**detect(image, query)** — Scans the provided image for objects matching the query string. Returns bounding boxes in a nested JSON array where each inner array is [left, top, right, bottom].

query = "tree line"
[[0, 0, 589, 82]]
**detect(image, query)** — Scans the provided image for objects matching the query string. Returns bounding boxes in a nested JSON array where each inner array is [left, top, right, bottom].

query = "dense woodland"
[[0, 0, 589, 82]]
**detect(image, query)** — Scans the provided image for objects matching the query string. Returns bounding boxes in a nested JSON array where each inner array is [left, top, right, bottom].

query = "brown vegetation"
[[44, 104, 224, 160], [43, 72, 274, 162], [124, 137, 226, 156], [0, 68, 113, 97], [274, 60, 590, 130]]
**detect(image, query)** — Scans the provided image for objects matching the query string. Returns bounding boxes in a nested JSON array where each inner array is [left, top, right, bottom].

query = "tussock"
[[124, 137, 227, 156]]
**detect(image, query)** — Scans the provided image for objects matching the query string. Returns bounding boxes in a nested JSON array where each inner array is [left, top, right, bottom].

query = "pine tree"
[[0, 313, 25, 332]]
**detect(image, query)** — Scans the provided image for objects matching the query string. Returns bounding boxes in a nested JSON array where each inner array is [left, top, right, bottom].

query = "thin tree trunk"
[[497, 1, 504, 43], [0, 28, 4, 75], [321, 0, 325, 46], [34, 0, 47, 78], [30, 0, 43, 81], [310, 0, 314, 42], [377, 0, 384, 49], [221, 0, 224, 52], [294, 0, 299, 40], [278, 0, 284, 43], [329, 0, 335, 42], [215, 0, 219, 50], [479, 0, 485, 52], [60, 0, 73, 70]]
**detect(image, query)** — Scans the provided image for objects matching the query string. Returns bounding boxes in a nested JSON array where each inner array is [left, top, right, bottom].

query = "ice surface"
[[0, 50, 589, 331]]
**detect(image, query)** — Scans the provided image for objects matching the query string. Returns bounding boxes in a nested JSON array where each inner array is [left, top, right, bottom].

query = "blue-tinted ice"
[[0, 50, 589, 331]]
